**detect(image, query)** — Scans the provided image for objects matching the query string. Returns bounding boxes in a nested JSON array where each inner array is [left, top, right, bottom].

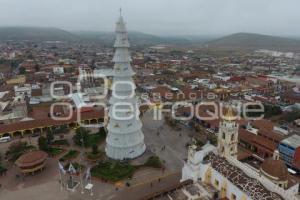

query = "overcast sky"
[[0, 0, 299, 37]]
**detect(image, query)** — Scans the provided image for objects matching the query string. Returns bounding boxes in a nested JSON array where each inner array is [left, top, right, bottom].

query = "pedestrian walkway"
[[112, 172, 181, 200]]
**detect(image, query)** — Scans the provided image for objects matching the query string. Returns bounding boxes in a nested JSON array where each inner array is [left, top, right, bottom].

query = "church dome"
[[260, 158, 288, 181], [222, 106, 236, 121]]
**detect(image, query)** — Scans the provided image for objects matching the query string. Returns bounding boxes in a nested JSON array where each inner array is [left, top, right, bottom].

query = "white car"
[[0, 136, 11, 143]]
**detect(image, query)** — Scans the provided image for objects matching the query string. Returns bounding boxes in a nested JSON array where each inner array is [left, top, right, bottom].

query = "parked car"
[[0, 136, 11, 143]]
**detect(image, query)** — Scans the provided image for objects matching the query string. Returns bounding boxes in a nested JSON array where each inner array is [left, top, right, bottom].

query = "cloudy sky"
[[0, 0, 299, 37]]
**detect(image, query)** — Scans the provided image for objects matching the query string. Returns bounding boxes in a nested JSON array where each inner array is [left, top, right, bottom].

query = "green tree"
[[73, 127, 90, 147], [98, 127, 107, 136], [92, 144, 99, 155], [46, 131, 54, 144], [59, 125, 69, 133], [144, 156, 162, 168], [19, 66, 26, 74], [38, 136, 49, 151], [6, 141, 28, 161]]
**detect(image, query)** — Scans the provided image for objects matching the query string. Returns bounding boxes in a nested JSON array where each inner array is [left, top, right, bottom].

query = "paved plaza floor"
[[0, 111, 197, 200]]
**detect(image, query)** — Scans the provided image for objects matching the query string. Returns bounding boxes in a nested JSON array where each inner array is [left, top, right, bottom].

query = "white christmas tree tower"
[[105, 11, 146, 160]]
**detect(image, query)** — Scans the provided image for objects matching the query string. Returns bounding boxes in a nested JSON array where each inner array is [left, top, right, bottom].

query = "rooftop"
[[207, 152, 283, 200], [15, 150, 48, 168], [281, 134, 300, 149]]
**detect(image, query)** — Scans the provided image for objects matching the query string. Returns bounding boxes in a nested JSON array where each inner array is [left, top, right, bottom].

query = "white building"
[[105, 13, 146, 160], [194, 78, 217, 89], [14, 84, 32, 98], [213, 73, 231, 81], [53, 66, 64, 75]]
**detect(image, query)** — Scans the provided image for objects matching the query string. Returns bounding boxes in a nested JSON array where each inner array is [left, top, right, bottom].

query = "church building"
[[181, 106, 299, 200]]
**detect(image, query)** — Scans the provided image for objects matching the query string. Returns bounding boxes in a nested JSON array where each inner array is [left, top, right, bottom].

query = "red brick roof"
[[0, 109, 103, 134], [261, 158, 288, 181], [15, 150, 48, 168], [238, 128, 279, 153]]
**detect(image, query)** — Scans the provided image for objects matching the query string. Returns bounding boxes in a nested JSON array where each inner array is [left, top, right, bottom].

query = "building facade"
[[278, 134, 300, 172], [181, 106, 299, 200]]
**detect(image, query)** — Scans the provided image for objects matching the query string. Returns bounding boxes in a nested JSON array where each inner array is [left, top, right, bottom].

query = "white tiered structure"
[[105, 13, 146, 160]]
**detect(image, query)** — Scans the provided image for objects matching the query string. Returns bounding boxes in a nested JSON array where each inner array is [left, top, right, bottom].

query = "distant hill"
[[0, 27, 190, 45], [1, 27, 299, 50], [72, 30, 191, 46], [0, 27, 77, 41], [206, 33, 300, 50]]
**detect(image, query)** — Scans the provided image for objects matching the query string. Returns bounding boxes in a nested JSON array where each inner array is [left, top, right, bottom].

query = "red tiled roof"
[[261, 158, 288, 181], [0, 109, 103, 134], [239, 128, 279, 153], [15, 150, 48, 168]]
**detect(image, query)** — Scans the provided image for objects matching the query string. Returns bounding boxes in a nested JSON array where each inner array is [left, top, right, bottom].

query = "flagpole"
[[90, 186, 93, 196], [90, 174, 93, 196], [70, 165, 73, 188], [79, 154, 84, 194], [79, 135, 85, 194], [59, 166, 63, 190]]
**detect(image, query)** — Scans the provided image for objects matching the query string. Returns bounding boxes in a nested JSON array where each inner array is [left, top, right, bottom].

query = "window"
[[214, 179, 219, 187], [231, 134, 234, 141], [231, 193, 237, 200], [222, 132, 225, 139]]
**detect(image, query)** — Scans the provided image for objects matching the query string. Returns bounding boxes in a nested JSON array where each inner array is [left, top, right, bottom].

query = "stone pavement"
[[111, 172, 181, 200], [0, 111, 198, 200]]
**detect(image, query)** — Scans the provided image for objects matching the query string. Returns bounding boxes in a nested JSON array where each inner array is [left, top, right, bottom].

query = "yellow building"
[[6, 75, 26, 85]]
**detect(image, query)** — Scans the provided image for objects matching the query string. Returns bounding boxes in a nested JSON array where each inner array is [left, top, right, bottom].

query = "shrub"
[[73, 127, 105, 147], [0, 165, 7, 175], [52, 139, 69, 146], [91, 161, 135, 182], [73, 127, 90, 147], [86, 151, 103, 160], [46, 131, 54, 144], [47, 147, 63, 156], [38, 136, 49, 151], [52, 125, 69, 134], [92, 144, 98, 154], [144, 156, 162, 168], [59, 150, 79, 162], [98, 127, 107, 136], [64, 162, 82, 171], [6, 141, 33, 161]]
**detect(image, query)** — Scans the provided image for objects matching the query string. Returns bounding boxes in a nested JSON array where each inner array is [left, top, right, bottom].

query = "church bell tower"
[[218, 106, 238, 158]]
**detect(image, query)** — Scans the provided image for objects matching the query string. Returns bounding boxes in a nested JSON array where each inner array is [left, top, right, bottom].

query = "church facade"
[[181, 106, 299, 200]]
